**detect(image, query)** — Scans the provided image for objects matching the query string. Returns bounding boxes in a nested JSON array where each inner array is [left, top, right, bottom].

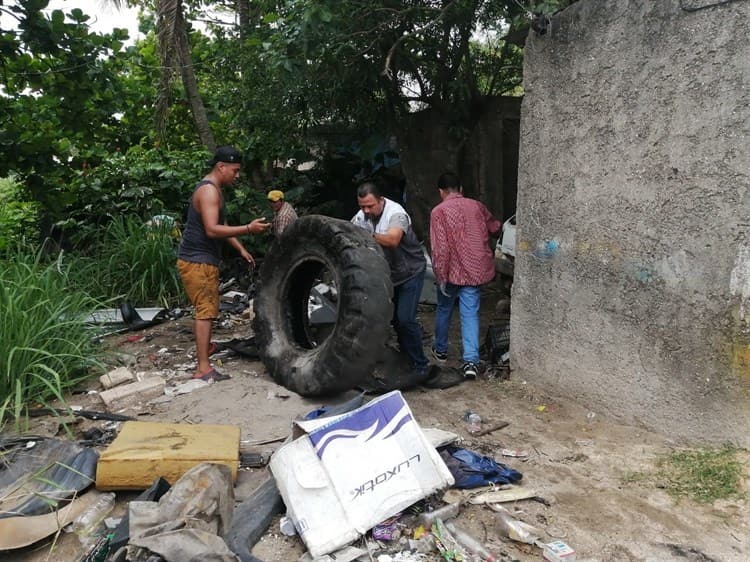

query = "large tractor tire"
[[252, 215, 393, 396]]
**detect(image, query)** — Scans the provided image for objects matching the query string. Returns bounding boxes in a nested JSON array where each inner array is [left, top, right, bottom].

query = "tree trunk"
[[155, 0, 215, 150], [236, 0, 250, 39], [174, 8, 215, 150]]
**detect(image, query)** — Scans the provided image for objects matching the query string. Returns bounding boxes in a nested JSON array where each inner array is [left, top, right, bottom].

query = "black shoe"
[[422, 366, 464, 389], [462, 362, 478, 380], [431, 346, 448, 363]]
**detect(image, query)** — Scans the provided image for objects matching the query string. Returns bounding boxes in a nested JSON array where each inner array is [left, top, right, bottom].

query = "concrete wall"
[[512, 0, 750, 444]]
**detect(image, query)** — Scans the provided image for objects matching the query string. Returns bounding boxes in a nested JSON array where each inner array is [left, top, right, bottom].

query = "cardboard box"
[[269, 391, 454, 557], [96, 421, 240, 490]]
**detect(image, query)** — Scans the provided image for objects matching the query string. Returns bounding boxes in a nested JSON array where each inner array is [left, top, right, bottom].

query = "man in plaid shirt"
[[267, 190, 298, 236], [430, 172, 501, 379]]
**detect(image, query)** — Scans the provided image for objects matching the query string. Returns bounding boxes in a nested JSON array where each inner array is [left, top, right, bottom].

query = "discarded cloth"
[[438, 445, 522, 489], [127, 463, 238, 562]]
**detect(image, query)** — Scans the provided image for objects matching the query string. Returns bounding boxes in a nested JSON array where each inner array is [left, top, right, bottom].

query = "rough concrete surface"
[[512, 0, 750, 443]]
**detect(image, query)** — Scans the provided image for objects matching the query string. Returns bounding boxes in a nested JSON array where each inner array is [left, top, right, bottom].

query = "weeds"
[[658, 445, 745, 503], [73, 216, 184, 308], [0, 249, 102, 425], [624, 444, 746, 503]]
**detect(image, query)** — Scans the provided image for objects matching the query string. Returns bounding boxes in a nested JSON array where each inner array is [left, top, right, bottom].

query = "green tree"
[[0, 1, 141, 218]]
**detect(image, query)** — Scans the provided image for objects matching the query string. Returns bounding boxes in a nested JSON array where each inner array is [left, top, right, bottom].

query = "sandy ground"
[[6, 293, 750, 562]]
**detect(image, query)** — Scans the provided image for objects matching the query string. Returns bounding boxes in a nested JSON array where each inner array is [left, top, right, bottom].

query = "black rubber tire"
[[253, 215, 393, 396]]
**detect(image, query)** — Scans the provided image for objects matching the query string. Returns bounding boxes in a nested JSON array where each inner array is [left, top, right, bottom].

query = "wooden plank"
[[96, 421, 240, 490]]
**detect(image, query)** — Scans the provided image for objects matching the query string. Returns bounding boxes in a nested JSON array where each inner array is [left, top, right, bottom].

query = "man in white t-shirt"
[[352, 181, 429, 377]]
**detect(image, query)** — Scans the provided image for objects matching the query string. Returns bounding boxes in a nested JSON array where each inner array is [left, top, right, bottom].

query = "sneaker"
[[431, 346, 448, 363], [462, 362, 479, 380]]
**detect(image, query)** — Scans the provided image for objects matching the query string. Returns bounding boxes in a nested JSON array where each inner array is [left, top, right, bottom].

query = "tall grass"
[[0, 249, 102, 424], [74, 216, 184, 308]]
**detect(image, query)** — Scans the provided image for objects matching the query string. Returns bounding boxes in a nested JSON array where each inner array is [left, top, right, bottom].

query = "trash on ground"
[[239, 451, 268, 468], [20, 407, 134, 422], [0, 490, 103, 551], [69, 491, 116, 547], [432, 517, 468, 561], [493, 504, 544, 544], [164, 378, 209, 396], [99, 366, 136, 389], [98, 376, 166, 411], [438, 446, 522, 489], [484, 322, 510, 363], [542, 539, 577, 561], [416, 502, 460, 530], [445, 521, 496, 561], [308, 283, 338, 325], [467, 486, 538, 505], [225, 475, 284, 561], [500, 448, 529, 460], [473, 420, 509, 437], [96, 421, 240, 490], [0, 438, 98, 519], [371, 513, 402, 541], [280, 514, 297, 536], [212, 336, 261, 359], [108, 477, 171, 554], [126, 463, 237, 561], [463, 411, 482, 434], [298, 544, 368, 562], [222, 290, 248, 303], [421, 427, 459, 449], [269, 391, 454, 557]]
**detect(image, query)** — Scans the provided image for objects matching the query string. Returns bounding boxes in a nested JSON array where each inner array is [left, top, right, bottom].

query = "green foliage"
[[0, 1, 161, 221], [0, 247, 102, 424], [73, 216, 184, 308], [65, 145, 209, 241], [0, 176, 39, 252]]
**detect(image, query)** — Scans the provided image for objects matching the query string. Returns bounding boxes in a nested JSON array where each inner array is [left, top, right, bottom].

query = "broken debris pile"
[[1, 391, 575, 562]]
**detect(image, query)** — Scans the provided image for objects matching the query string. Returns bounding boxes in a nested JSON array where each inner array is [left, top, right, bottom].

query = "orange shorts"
[[177, 259, 220, 320]]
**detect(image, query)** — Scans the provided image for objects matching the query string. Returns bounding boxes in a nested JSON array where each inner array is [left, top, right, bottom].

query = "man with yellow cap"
[[267, 189, 298, 237]]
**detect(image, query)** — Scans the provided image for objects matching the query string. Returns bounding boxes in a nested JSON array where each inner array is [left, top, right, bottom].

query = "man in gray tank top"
[[177, 146, 270, 381]]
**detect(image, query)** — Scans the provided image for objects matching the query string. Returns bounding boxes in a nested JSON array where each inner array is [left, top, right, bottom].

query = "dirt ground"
[[8, 289, 750, 562]]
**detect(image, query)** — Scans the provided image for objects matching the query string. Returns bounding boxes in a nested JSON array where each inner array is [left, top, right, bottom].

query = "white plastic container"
[[542, 540, 576, 562], [497, 215, 517, 257]]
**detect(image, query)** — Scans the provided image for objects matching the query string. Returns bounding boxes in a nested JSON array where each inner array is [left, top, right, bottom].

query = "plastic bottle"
[[446, 522, 496, 562], [416, 502, 460, 530], [464, 411, 482, 434], [70, 492, 116, 543], [493, 505, 543, 544]]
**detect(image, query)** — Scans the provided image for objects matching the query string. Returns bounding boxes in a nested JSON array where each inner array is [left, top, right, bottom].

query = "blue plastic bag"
[[439, 445, 523, 488]]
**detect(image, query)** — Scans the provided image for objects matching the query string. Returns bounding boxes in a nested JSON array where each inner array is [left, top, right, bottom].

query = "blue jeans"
[[434, 284, 480, 364], [393, 270, 429, 371]]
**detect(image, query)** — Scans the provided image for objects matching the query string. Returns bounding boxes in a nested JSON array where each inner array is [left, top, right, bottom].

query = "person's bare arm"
[[374, 226, 405, 248], [373, 212, 408, 248], [195, 184, 269, 238], [227, 235, 255, 266]]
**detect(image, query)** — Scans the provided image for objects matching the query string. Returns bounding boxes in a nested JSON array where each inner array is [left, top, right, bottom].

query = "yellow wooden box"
[[95, 421, 240, 490]]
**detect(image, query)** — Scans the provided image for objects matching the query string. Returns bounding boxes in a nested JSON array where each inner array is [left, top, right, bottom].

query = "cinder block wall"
[[511, 0, 750, 443]]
